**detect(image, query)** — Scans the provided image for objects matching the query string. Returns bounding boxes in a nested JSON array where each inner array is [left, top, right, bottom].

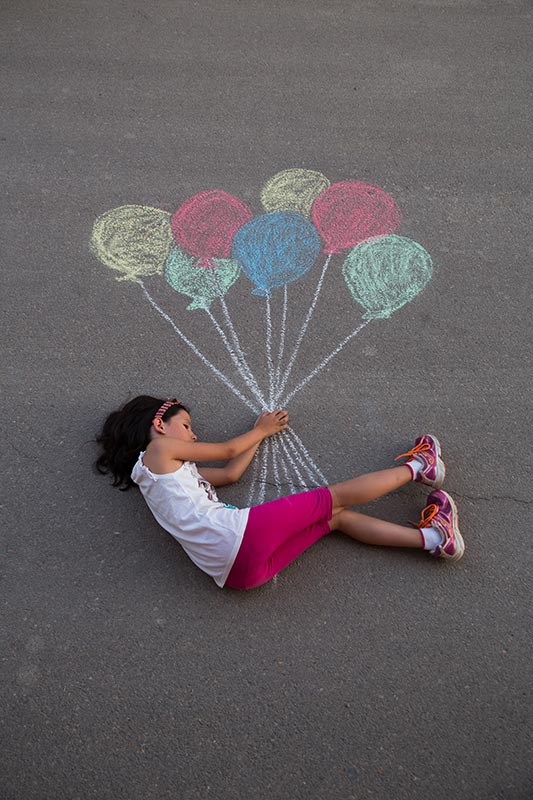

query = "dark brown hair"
[[95, 395, 189, 490]]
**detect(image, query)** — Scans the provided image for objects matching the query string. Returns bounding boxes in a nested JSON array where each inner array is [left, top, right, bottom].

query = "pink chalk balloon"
[[311, 181, 402, 254], [171, 190, 253, 268]]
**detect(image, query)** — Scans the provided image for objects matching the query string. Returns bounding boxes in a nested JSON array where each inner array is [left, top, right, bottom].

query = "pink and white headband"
[[153, 399, 181, 421]]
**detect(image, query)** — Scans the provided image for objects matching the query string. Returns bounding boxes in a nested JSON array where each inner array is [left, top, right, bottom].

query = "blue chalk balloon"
[[231, 211, 321, 297]]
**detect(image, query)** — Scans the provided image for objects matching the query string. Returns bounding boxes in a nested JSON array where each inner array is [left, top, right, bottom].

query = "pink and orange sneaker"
[[395, 434, 445, 490], [413, 490, 465, 561]]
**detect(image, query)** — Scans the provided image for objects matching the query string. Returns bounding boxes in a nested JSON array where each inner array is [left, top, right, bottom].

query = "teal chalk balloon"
[[165, 246, 240, 311], [342, 235, 433, 320]]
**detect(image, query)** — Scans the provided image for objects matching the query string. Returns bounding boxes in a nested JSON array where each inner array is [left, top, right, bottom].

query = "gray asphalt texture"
[[2, 1, 531, 799]]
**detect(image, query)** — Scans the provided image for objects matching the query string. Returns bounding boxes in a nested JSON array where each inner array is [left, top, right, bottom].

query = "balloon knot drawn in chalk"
[[90, 168, 433, 504]]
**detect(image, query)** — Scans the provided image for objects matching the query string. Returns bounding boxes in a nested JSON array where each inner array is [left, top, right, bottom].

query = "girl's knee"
[[328, 485, 340, 510], [328, 510, 345, 532]]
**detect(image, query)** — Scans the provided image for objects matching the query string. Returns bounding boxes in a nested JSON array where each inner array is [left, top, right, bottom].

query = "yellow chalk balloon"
[[260, 168, 330, 217], [90, 205, 173, 282]]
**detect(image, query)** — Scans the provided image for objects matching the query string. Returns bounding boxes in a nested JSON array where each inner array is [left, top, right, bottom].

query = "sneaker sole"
[[439, 491, 464, 561], [425, 434, 446, 490]]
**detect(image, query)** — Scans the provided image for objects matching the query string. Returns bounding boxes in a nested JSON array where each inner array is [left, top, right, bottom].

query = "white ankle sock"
[[421, 527, 444, 551], [407, 459, 422, 478]]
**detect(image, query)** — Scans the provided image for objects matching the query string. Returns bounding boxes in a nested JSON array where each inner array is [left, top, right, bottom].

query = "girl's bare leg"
[[329, 509, 422, 548], [328, 465, 412, 512]]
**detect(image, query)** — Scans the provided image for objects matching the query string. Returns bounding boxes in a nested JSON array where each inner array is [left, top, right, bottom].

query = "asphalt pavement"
[[2, 1, 531, 798]]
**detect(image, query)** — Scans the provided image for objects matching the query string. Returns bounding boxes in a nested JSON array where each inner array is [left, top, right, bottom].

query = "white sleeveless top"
[[131, 452, 249, 587]]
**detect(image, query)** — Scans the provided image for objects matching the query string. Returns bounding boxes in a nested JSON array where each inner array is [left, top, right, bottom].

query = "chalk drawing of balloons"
[[90, 205, 173, 281], [89, 172, 435, 507], [231, 211, 322, 297], [165, 247, 241, 311], [170, 190, 253, 269], [260, 168, 330, 217], [342, 235, 433, 320], [311, 182, 401, 254]]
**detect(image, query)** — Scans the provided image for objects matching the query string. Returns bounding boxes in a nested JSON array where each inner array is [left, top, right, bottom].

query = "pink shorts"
[[225, 487, 333, 590]]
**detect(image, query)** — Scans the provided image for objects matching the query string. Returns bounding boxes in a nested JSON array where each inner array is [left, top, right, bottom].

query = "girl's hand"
[[254, 409, 289, 437]]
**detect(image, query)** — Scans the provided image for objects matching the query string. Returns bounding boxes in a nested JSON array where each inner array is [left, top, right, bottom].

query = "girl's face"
[[156, 409, 197, 442]]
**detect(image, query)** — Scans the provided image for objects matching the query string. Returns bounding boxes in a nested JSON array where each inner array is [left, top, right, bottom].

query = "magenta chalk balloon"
[[171, 190, 253, 267], [311, 181, 401, 254]]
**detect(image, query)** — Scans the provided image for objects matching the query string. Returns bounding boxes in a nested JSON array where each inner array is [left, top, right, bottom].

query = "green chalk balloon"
[[165, 247, 240, 310], [342, 235, 433, 320]]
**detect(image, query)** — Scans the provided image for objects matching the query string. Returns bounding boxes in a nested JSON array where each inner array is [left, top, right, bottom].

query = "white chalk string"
[[280, 319, 371, 407], [282, 430, 322, 487], [275, 253, 332, 403], [274, 284, 288, 393], [286, 427, 328, 485], [218, 294, 267, 406], [277, 436, 307, 488], [209, 270, 267, 407], [256, 438, 270, 505], [203, 306, 265, 408], [270, 436, 282, 497], [139, 282, 260, 414], [265, 295, 275, 407], [278, 446, 298, 493]]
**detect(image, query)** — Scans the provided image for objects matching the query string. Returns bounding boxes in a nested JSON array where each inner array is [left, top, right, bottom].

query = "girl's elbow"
[[227, 466, 242, 484], [226, 443, 239, 460]]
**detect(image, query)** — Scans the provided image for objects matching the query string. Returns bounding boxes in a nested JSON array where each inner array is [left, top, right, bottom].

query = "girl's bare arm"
[[198, 441, 261, 487], [197, 411, 288, 486], [148, 410, 288, 465]]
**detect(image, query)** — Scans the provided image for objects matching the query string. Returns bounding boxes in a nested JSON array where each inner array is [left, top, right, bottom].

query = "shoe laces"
[[408, 502, 438, 529], [395, 440, 431, 462]]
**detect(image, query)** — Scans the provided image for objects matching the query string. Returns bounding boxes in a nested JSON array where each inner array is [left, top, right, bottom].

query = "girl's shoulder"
[[142, 439, 184, 475]]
